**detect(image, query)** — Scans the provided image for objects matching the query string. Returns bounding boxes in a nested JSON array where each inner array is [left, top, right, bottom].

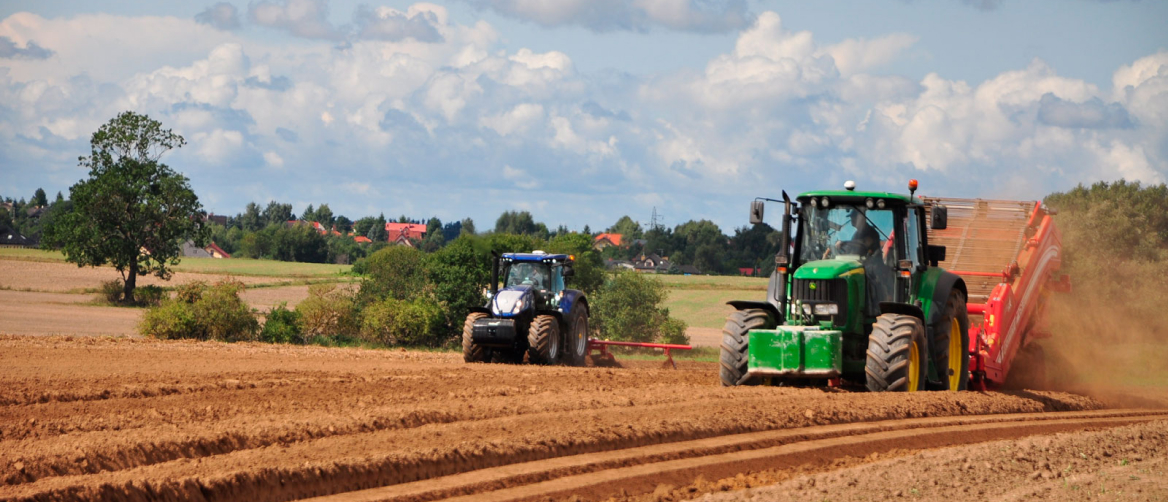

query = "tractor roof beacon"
[[723, 180, 1066, 392], [462, 252, 590, 367]]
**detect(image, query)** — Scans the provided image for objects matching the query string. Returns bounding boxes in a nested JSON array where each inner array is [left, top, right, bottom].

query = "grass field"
[[0, 248, 351, 277], [654, 274, 767, 290], [662, 288, 757, 329]]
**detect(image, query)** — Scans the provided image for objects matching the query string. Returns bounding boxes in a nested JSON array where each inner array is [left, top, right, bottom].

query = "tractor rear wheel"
[[462, 313, 491, 363], [720, 309, 774, 386], [565, 308, 589, 367], [527, 315, 561, 365], [933, 289, 971, 391], [865, 314, 928, 392]]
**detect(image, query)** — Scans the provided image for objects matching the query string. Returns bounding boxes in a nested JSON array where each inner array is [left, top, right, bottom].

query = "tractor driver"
[[825, 208, 881, 258]]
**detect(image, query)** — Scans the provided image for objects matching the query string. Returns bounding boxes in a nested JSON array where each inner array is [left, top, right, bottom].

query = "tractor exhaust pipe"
[[776, 190, 793, 315], [490, 251, 500, 295]]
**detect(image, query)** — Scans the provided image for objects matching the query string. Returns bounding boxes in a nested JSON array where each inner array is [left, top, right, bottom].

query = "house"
[[604, 259, 635, 270], [181, 240, 232, 258], [593, 233, 622, 251], [353, 236, 372, 244], [181, 240, 213, 258], [206, 242, 231, 259], [738, 268, 756, 276], [386, 222, 426, 242], [633, 253, 671, 273], [678, 265, 702, 275], [206, 213, 228, 226], [0, 226, 35, 248]]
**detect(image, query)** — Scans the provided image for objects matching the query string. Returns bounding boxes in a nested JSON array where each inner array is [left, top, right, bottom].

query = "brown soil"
[[689, 419, 1168, 502], [684, 328, 721, 348], [240, 284, 313, 311], [0, 259, 283, 293], [0, 284, 314, 337], [0, 290, 142, 337], [0, 335, 1124, 502]]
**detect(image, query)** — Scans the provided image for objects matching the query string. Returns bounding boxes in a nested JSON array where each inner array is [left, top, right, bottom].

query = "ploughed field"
[[4, 336, 1166, 502]]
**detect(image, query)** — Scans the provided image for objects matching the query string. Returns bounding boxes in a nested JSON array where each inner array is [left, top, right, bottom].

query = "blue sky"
[[1, 0, 1165, 232]]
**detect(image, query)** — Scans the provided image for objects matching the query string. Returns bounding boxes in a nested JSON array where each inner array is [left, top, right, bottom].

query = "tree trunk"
[[124, 262, 138, 304]]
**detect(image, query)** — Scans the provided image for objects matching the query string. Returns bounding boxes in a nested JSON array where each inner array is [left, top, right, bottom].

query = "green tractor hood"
[[791, 259, 862, 280]]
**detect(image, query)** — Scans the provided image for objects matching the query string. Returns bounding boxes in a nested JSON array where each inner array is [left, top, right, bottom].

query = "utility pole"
[[649, 206, 664, 232]]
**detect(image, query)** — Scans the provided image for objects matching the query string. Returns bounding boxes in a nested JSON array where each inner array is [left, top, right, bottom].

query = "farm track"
[[0, 336, 1143, 502]]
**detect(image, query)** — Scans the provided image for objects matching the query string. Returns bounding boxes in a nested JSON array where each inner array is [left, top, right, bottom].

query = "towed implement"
[[721, 181, 1065, 391]]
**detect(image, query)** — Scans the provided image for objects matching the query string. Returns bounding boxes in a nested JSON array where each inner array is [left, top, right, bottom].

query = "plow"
[[721, 181, 1066, 391]]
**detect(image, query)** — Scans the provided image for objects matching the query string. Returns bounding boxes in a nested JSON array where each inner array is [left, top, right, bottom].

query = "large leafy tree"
[[43, 111, 207, 303]]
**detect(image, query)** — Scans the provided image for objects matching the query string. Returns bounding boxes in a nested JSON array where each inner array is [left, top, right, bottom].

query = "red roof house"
[[385, 223, 426, 242], [592, 233, 622, 251], [353, 236, 372, 244], [206, 242, 232, 259]]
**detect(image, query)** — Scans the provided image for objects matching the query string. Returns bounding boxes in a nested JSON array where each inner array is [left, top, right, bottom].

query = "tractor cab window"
[[505, 262, 551, 290], [799, 204, 895, 263], [550, 265, 566, 294]]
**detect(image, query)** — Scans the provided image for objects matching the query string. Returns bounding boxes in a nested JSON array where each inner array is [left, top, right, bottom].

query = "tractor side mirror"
[[562, 265, 575, 277], [749, 200, 764, 225], [927, 245, 947, 265], [931, 205, 948, 230]]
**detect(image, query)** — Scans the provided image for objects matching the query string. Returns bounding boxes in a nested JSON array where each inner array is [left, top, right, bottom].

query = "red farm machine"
[[721, 181, 1067, 391], [923, 197, 1070, 390]]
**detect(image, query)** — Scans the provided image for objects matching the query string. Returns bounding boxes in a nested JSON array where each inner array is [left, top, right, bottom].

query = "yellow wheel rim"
[[908, 340, 921, 392], [948, 318, 962, 391]]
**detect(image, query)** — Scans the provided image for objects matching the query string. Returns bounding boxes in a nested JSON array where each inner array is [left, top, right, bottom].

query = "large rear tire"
[[565, 308, 589, 367], [720, 309, 774, 387], [865, 314, 927, 392], [527, 315, 560, 365], [933, 289, 971, 391], [462, 313, 491, 363]]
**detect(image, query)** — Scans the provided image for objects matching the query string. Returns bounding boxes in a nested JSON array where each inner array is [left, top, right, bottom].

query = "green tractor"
[[721, 180, 970, 391]]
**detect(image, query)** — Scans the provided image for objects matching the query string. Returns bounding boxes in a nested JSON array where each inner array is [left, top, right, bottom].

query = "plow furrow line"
[[302, 409, 1168, 502]]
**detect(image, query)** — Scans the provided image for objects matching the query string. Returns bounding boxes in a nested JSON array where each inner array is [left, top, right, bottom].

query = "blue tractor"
[[463, 251, 590, 366]]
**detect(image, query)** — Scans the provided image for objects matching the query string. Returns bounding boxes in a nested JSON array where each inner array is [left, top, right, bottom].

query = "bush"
[[139, 279, 259, 341], [134, 285, 166, 307], [660, 317, 690, 345], [425, 236, 491, 330], [261, 302, 304, 344], [360, 295, 445, 346], [359, 245, 426, 303], [591, 271, 686, 344], [98, 279, 123, 304], [296, 283, 358, 338]]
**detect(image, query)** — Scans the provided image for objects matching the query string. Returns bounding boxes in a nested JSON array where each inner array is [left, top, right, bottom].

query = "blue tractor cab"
[[464, 251, 590, 365]]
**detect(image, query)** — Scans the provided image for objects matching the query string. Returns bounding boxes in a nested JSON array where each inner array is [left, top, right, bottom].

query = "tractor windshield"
[[504, 262, 552, 290], [799, 204, 896, 263]]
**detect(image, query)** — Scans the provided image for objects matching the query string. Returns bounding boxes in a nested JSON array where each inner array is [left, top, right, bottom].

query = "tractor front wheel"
[[865, 314, 928, 392], [720, 309, 774, 386], [462, 313, 491, 363], [527, 315, 561, 365], [933, 289, 971, 391]]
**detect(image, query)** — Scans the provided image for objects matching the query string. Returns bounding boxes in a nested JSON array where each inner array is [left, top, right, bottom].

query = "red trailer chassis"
[[924, 197, 1068, 390], [587, 339, 693, 369]]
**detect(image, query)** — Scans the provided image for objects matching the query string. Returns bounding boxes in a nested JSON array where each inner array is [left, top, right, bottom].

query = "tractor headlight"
[[866, 198, 875, 209], [877, 198, 886, 209], [809, 197, 819, 208], [511, 298, 525, 314], [813, 303, 839, 316], [821, 196, 831, 208]]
